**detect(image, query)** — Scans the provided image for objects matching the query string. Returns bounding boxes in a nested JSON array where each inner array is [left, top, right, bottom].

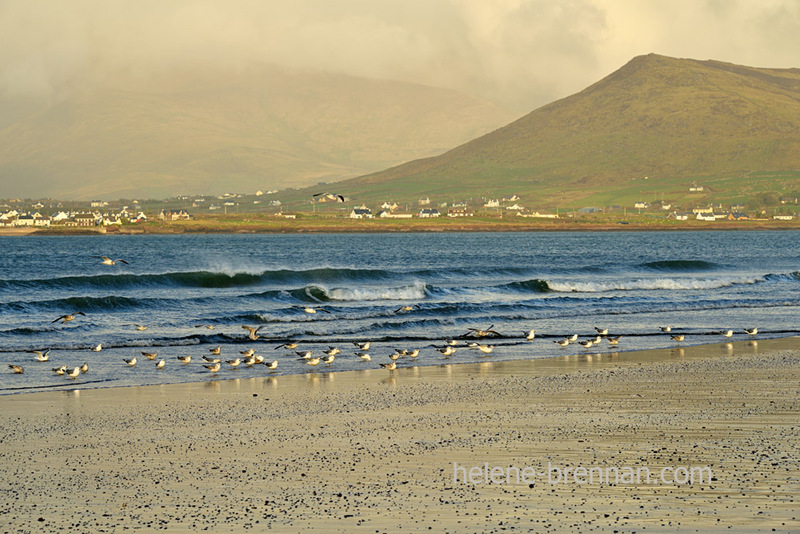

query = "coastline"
[[2, 338, 798, 532], [4, 215, 800, 235]]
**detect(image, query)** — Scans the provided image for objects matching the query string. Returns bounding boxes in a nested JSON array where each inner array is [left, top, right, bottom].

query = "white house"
[[505, 204, 525, 211], [696, 212, 716, 221], [349, 208, 373, 219], [634, 202, 650, 209], [419, 208, 440, 218], [484, 199, 500, 208], [418, 197, 431, 206], [773, 215, 794, 220], [381, 201, 400, 211]]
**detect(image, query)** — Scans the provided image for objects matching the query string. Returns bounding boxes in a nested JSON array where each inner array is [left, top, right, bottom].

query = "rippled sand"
[[1, 339, 798, 533]]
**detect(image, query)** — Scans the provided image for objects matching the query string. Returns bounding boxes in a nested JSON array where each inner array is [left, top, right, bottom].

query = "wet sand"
[[1, 339, 798, 533]]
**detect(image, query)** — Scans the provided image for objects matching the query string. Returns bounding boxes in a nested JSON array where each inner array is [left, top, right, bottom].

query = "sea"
[[1, 230, 799, 394]]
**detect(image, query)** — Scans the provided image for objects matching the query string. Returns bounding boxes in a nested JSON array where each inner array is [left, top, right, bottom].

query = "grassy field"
[[21, 211, 800, 236]]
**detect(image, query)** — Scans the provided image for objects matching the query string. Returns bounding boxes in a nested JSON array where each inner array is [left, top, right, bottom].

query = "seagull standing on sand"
[[94, 256, 129, 266], [264, 360, 278, 371], [80, 362, 89, 373], [52, 312, 86, 324], [474, 344, 494, 354], [65, 367, 81, 379], [722, 330, 734, 339], [240, 348, 255, 357], [607, 335, 622, 346], [567, 334, 579, 343], [354, 341, 371, 351], [670, 334, 685, 342], [226, 358, 241, 368], [660, 326, 672, 333], [123, 357, 137, 366], [554, 339, 570, 347], [142, 351, 158, 360], [322, 354, 336, 365], [303, 356, 321, 367], [53, 365, 67, 375], [204, 362, 221, 373], [524, 329, 536, 340], [323, 347, 341, 357], [437, 346, 457, 356], [356, 352, 372, 362], [296, 350, 313, 359], [203, 355, 220, 363], [744, 327, 758, 336], [156, 359, 166, 369], [209, 346, 221, 355], [91, 344, 102, 352], [275, 341, 299, 350], [177, 355, 192, 364], [594, 327, 608, 336], [380, 362, 397, 371]]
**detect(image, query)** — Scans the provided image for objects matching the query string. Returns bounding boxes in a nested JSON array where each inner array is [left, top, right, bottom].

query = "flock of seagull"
[[4, 255, 762, 379], [6, 311, 762, 379]]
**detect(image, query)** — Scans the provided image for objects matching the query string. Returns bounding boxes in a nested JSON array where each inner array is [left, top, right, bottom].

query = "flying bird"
[[275, 341, 299, 350], [313, 192, 346, 202], [8, 364, 24, 374], [242, 325, 263, 340], [52, 312, 85, 324], [94, 256, 129, 266], [467, 325, 500, 338], [394, 304, 420, 313], [27, 349, 50, 362]]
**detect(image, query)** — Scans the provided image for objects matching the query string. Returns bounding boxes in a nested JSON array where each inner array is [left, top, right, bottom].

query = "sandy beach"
[[1, 339, 798, 533]]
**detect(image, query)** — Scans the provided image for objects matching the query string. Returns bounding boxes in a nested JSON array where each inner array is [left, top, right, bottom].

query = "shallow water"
[[1, 230, 798, 393]]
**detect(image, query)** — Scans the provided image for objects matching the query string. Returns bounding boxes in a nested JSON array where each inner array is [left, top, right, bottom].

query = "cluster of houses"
[[0, 208, 150, 228], [347, 195, 562, 220]]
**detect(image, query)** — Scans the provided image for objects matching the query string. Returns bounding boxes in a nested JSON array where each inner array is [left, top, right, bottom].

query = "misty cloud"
[[1, 0, 799, 112]]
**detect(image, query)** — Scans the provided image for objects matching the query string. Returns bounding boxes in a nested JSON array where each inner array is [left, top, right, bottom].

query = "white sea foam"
[[326, 281, 429, 301], [546, 277, 761, 293]]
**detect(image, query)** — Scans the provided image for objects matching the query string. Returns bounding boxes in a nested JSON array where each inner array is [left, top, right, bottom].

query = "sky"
[[1, 0, 799, 113]]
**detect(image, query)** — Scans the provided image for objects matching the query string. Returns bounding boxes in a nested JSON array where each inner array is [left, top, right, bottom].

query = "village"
[[1, 183, 798, 228]]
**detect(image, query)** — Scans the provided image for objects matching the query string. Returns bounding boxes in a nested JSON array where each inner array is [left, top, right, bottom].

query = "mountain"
[[324, 54, 800, 209], [0, 65, 514, 200]]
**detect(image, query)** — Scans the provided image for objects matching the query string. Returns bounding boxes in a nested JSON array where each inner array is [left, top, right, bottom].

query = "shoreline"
[[4, 217, 800, 236], [2, 337, 798, 532]]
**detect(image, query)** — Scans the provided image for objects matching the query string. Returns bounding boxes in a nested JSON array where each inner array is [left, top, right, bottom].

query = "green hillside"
[[0, 66, 514, 200], [303, 54, 800, 211]]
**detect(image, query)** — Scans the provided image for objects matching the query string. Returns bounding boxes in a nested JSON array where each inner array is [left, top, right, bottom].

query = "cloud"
[[0, 0, 798, 112]]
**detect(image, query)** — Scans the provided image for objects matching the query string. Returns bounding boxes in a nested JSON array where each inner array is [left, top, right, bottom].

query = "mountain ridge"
[[322, 54, 800, 208]]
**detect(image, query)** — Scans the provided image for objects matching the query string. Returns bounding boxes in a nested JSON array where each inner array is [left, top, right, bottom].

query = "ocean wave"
[[546, 277, 761, 292]]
